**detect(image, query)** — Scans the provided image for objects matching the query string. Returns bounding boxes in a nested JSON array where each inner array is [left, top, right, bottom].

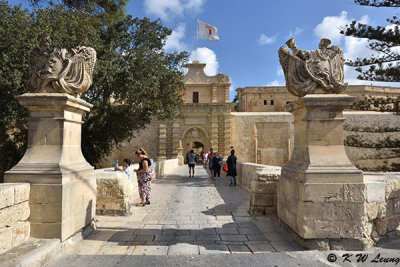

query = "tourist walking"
[[115, 158, 132, 182], [212, 152, 223, 179], [227, 149, 237, 186], [202, 151, 208, 168], [186, 149, 198, 177], [207, 148, 216, 177], [134, 148, 154, 207]]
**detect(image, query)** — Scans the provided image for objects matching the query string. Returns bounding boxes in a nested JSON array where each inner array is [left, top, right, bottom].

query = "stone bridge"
[[54, 165, 301, 260]]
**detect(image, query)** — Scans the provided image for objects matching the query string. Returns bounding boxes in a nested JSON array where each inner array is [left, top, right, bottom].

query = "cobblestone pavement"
[[60, 165, 303, 257]]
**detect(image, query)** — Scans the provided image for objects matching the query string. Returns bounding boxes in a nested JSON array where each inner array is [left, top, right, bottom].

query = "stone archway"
[[182, 127, 209, 156]]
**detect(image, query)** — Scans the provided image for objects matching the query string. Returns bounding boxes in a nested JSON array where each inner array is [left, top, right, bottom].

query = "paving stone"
[[216, 240, 245, 245], [270, 241, 305, 252], [143, 224, 163, 229], [191, 229, 216, 235], [134, 229, 162, 236], [196, 235, 221, 241], [227, 244, 252, 254], [220, 235, 248, 241], [247, 241, 276, 253], [264, 232, 292, 242], [131, 235, 155, 242], [221, 223, 239, 228], [168, 243, 199, 255], [109, 231, 135, 242], [233, 217, 254, 222], [199, 244, 230, 254], [237, 227, 263, 235], [132, 245, 169, 255], [176, 235, 196, 242], [97, 245, 134, 255], [154, 235, 177, 242], [246, 234, 268, 241], [237, 222, 257, 228], [232, 211, 251, 217], [216, 228, 239, 235], [49, 166, 298, 257]]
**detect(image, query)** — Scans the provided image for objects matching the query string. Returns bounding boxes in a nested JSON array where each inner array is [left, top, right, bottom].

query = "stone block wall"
[[95, 166, 137, 216], [344, 111, 400, 171], [364, 173, 400, 244], [95, 159, 179, 216], [236, 162, 280, 216], [0, 183, 30, 253], [231, 113, 293, 167]]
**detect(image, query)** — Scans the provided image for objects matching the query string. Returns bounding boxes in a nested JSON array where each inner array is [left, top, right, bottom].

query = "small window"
[[270, 100, 274, 105], [264, 100, 268, 105], [193, 92, 199, 103]]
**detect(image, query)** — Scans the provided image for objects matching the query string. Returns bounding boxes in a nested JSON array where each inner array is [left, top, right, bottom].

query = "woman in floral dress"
[[134, 148, 154, 207]]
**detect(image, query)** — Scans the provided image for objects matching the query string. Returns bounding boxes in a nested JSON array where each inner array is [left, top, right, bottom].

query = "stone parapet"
[[0, 183, 30, 254], [95, 167, 137, 216], [236, 162, 280, 216], [364, 173, 400, 244], [95, 159, 179, 216]]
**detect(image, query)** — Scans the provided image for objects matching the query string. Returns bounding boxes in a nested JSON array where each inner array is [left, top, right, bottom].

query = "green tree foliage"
[[341, 0, 400, 82], [0, 1, 187, 180], [28, 0, 129, 20]]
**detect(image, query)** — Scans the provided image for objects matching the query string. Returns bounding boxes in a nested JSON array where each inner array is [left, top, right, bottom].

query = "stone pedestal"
[[277, 94, 371, 250], [5, 93, 96, 241]]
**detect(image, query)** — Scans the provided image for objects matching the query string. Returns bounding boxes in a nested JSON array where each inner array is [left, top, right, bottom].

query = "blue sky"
[[10, 0, 400, 100]]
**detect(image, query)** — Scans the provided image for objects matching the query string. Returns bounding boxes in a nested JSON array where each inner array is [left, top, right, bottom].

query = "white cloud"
[[144, 0, 205, 20], [277, 67, 284, 77], [266, 80, 284, 86], [258, 34, 276, 46], [314, 11, 350, 43], [288, 27, 303, 38], [189, 47, 219, 75], [314, 11, 370, 44], [164, 23, 186, 51]]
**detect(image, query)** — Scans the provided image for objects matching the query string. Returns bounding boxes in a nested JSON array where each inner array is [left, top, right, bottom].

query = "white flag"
[[198, 20, 219, 41]]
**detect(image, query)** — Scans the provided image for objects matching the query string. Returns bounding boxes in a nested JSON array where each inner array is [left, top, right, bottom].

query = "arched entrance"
[[182, 127, 209, 159]]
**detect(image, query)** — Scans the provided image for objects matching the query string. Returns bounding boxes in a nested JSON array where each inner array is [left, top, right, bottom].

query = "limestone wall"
[[231, 113, 293, 166], [95, 167, 137, 216], [95, 159, 178, 215], [343, 111, 400, 171], [0, 183, 30, 253], [98, 119, 160, 168], [155, 158, 179, 178], [364, 173, 400, 244], [236, 162, 280, 216]]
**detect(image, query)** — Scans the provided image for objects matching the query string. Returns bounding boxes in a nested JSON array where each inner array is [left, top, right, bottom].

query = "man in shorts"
[[186, 149, 198, 177], [207, 148, 216, 178]]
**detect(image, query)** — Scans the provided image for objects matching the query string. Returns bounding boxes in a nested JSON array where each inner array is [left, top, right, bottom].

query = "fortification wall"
[[343, 111, 400, 171], [231, 112, 293, 167]]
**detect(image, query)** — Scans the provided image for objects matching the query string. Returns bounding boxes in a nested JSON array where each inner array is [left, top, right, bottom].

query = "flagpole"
[[196, 19, 199, 61]]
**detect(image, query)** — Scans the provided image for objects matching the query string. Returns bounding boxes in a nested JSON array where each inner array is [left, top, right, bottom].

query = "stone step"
[[0, 238, 62, 267]]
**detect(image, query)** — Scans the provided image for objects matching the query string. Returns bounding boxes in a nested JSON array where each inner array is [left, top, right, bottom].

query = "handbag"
[[222, 163, 228, 172]]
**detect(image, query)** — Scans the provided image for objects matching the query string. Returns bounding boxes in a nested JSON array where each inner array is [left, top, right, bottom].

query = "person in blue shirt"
[[115, 158, 132, 182], [212, 152, 223, 179]]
